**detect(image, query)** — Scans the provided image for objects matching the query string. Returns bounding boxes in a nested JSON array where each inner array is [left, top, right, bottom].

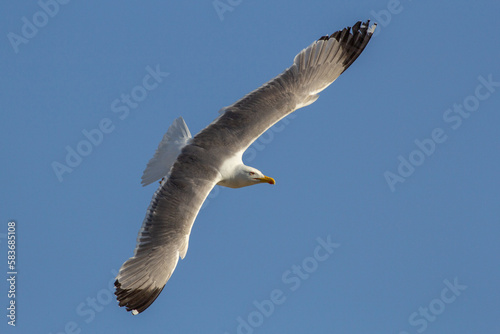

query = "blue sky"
[[1, 1, 499, 333]]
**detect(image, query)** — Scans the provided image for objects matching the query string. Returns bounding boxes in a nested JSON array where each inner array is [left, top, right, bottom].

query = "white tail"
[[141, 117, 192, 186]]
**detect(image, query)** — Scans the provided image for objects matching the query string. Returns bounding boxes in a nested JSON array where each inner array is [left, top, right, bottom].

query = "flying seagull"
[[115, 20, 376, 315]]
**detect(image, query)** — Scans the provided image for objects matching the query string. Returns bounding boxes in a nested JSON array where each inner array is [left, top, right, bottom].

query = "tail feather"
[[141, 117, 192, 186]]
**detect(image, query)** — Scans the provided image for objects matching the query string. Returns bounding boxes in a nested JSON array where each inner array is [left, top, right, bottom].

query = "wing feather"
[[115, 20, 376, 315], [115, 145, 219, 314], [193, 20, 376, 156]]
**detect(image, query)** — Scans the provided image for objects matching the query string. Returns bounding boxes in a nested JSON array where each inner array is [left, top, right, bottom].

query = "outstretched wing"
[[115, 20, 376, 315], [115, 145, 219, 314], [193, 20, 376, 156]]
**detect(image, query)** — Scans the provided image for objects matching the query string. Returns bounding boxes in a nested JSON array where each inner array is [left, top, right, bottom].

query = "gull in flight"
[[115, 20, 376, 315]]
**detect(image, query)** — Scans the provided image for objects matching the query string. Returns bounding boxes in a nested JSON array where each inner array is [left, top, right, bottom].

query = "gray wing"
[[115, 145, 219, 314], [115, 20, 375, 315], [193, 20, 376, 155]]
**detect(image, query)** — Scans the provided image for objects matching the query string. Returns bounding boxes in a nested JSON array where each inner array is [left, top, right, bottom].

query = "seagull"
[[115, 20, 376, 315]]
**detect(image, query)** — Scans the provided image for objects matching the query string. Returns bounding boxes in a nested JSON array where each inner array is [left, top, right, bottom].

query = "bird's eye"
[[249, 172, 255, 176]]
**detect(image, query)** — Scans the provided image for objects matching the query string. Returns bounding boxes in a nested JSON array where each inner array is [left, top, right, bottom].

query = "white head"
[[217, 164, 275, 189]]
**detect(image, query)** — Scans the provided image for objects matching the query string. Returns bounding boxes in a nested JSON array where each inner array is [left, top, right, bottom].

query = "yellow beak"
[[256, 175, 275, 185]]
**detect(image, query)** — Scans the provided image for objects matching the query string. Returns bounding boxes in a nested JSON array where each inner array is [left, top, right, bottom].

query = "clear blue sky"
[[1, 1, 499, 333]]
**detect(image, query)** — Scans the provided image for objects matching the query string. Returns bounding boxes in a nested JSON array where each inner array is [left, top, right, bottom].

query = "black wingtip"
[[115, 279, 165, 315], [315, 20, 376, 73], [319, 20, 376, 43]]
